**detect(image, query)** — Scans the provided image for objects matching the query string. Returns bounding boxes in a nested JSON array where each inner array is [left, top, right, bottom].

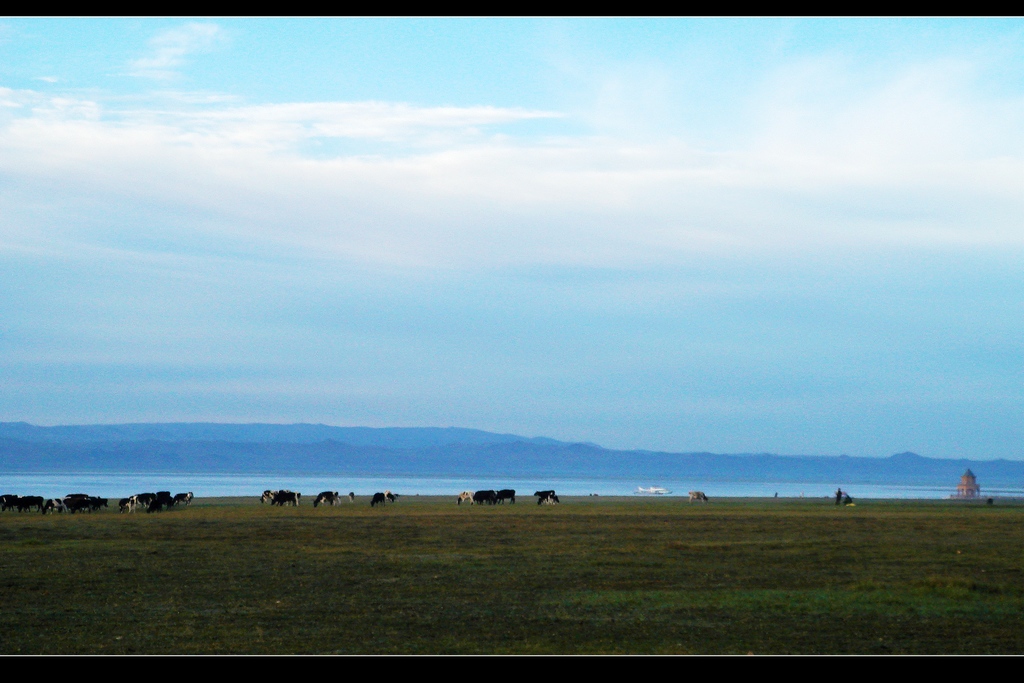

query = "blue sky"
[[0, 19, 1021, 457]]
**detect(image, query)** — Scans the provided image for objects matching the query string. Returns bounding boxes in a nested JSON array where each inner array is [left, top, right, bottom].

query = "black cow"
[[370, 492, 387, 507], [1, 495, 19, 511], [64, 497, 93, 513], [272, 490, 300, 506], [17, 496, 44, 512], [495, 489, 516, 504], [535, 490, 559, 505], [67, 493, 107, 512], [473, 490, 498, 505]]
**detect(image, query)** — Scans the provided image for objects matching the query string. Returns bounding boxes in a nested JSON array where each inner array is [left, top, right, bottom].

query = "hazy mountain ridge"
[[0, 423, 1018, 487], [0, 422, 564, 447]]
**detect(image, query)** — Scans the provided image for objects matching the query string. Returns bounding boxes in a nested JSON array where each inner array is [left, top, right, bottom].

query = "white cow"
[[688, 491, 709, 503], [457, 491, 473, 505]]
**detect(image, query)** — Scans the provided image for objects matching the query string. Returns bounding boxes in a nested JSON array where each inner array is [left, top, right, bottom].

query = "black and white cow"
[[472, 490, 498, 505], [261, 490, 277, 504], [1, 495, 19, 511], [134, 493, 157, 508], [495, 489, 516, 504], [348, 492, 355, 502], [535, 490, 559, 505], [457, 491, 473, 505], [43, 498, 66, 514], [314, 491, 340, 507], [173, 492, 194, 506]]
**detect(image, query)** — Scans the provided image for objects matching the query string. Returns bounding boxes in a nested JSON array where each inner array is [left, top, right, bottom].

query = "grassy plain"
[[2, 495, 1023, 654]]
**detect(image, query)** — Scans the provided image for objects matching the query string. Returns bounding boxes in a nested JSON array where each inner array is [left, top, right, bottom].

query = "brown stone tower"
[[956, 469, 980, 499]]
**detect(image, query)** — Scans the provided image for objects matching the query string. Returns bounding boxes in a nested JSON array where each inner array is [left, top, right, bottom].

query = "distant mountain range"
[[0, 422, 1020, 487]]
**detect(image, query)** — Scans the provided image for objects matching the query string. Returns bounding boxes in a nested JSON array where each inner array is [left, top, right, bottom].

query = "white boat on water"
[[635, 486, 672, 495]]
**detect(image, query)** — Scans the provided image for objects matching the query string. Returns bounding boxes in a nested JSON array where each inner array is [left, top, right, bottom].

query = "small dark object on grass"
[[987, 498, 994, 505]]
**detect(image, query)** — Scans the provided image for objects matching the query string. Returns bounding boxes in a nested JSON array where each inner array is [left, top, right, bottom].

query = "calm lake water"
[[2, 473, 1020, 500]]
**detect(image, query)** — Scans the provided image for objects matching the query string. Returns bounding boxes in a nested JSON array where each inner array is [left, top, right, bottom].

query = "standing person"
[[835, 488, 843, 506]]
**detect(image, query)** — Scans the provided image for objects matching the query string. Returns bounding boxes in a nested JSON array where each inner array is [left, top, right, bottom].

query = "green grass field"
[[2, 495, 1022, 654]]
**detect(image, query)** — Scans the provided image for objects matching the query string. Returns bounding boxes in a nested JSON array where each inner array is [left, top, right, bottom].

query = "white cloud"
[[160, 101, 561, 148], [1, 58, 1023, 270], [130, 23, 225, 80]]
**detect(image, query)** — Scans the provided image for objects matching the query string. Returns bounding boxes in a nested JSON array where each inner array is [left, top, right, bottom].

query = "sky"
[[0, 18, 1021, 458]]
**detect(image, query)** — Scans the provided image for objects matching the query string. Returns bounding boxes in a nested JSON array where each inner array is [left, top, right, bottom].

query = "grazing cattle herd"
[[0, 491, 193, 514], [0, 486, 710, 514], [455, 489, 559, 505]]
